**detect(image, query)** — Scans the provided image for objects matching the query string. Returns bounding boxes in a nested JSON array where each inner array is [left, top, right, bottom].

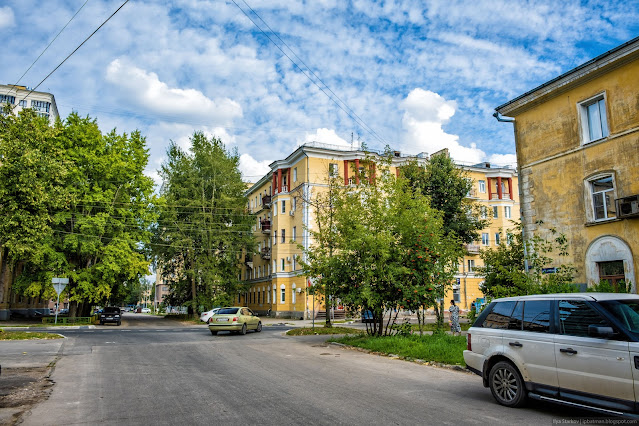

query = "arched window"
[[292, 284, 297, 304], [280, 284, 286, 304]]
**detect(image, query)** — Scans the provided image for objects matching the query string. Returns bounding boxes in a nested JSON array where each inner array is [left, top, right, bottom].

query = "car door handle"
[[509, 341, 523, 347], [560, 348, 578, 355]]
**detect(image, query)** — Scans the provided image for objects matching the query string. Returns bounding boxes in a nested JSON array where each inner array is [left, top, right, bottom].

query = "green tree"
[[153, 132, 254, 315], [402, 152, 488, 244], [1, 110, 156, 316], [478, 221, 577, 298]]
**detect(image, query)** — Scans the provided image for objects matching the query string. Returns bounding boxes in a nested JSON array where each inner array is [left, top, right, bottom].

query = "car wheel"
[[117, 321, 121, 326], [210, 330, 218, 335], [240, 323, 247, 335], [489, 361, 527, 408], [256, 322, 262, 332]]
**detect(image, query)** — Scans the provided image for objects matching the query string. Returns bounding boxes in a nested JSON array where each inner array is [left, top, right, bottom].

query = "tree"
[[478, 221, 577, 298], [1, 110, 156, 316], [402, 152, 488, 244], [153, 132, 254, 315]]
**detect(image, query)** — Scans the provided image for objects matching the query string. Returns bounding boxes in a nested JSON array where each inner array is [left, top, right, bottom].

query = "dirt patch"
[[0, 366, 55, 425]]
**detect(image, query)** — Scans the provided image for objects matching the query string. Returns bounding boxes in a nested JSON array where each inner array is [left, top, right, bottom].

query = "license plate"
[[216, 318, 229, 322]]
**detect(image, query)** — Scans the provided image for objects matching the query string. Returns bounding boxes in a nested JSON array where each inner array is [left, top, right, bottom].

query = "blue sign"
[[542, 267, 557, 274]]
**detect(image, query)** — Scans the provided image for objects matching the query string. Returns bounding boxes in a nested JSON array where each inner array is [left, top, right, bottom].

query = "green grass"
[[410, 322, 471, 332], [0, 329, 63, 340], [286, 326, 364, 336], [330, 333, 467, 365]]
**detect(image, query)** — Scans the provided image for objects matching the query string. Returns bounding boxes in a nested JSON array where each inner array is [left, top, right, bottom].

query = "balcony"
[[465, 244, 480, 254], [260, 220, 271, 233], [274, 185, 288, 194], [244, 254, 253, 267], [262, 195, 271, 207], [261, 247, 271, 260]]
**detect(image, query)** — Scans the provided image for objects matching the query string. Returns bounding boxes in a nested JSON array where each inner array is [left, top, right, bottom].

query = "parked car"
[[141, 307, 151, 313], [464, 293, 639, 418], [58, 308, 69, 315], [200, 308, 221, 324], [99, 307, 122, 326], [208, 307, 262, 335]]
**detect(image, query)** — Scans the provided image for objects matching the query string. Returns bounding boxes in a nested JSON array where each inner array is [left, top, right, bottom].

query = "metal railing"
[[42, 316, 97, 325]]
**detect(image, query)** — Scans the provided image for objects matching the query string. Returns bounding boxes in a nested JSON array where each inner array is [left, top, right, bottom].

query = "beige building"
[[240, 142, 518, 318], [0, 84, 59, 123], [495, 36, 639, 290]]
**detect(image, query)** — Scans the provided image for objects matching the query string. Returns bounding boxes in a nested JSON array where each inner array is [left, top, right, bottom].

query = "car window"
[[522, 300, 551, 333], [559, 300, 610, 337], [103, 307, 120, 313], [218, 308, 240, 315], [481, 301, 516, 329], [508, 301, 523, 330], [241, 308, 250, 315], [599, 300, 639, 334]]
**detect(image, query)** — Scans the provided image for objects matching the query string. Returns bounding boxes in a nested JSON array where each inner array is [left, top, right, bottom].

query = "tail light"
[[232, 317, 238, 322], [467, 333, 472, 351]]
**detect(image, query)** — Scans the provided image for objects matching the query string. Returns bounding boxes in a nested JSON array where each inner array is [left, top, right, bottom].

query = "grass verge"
[[286, 326, 364, 336], [409, 322, 471, 332], [329, 333, 467, 365], [0, 329, 63, 340]]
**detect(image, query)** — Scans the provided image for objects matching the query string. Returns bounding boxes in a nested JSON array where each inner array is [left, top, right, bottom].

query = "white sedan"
[[200, 308, 220, 323], [141, 307, 151, 313]]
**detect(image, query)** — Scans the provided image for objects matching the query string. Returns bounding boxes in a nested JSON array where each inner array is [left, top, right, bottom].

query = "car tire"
[[240, 323, 247, 335], [256, 322, 262, 332], [210, 330, 218, 335], [489, 361, 527, 408], [117, 321, 121, 326]]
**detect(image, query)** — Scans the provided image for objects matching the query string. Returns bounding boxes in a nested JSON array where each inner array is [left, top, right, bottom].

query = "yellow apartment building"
[[239, 142, 518, 318], [495, 36, 639, 290]]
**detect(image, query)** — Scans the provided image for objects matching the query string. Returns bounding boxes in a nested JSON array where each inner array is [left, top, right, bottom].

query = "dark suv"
[[464, 293, 639, 418], [100, 307, 122, 326]]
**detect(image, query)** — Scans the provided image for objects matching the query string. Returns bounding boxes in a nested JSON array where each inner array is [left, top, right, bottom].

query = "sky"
[[2, 0, 639, 185]]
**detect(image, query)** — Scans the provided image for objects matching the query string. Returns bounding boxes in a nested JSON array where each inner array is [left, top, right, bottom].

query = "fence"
[[42, 315, 98, 325]]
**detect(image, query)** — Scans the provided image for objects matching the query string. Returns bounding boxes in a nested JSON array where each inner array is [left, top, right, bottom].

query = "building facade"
[[495, 36, 639, 290], [0, 84, 59, 123], [240, 142, 518, 318]]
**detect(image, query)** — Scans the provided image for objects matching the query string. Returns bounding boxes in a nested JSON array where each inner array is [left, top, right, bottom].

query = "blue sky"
[[2, 0, 639, 183]]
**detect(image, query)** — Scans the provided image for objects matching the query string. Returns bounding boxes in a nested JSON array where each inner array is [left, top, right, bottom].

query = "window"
[[559, 300, 611, 337], [273, 287, 276, 304], [31, 100, 50, 113], [506, 233, 513, 245], [492, 206, 498, 219], [280, 285, 286, 303], [292, 285, 297, 304], [281, 200, 286, 214], [590, 175, 616, 221], [482, 301, 516, 329], [481, 233, 489, 246], [467, 259, 475, 273], [281, 229, 285, 243], [522, 300, 551, 333], [273, 201, 277, 216], [504, 206, 511, 219], [598, 260, 625, 289], [480, 206, 488, 219], [257, 289, 261, 304], [19, 99, 26, 107], [273, 230, 277, 245], [478, 180, 486, 193], [580, 95, 608, 143], [495, 233, 500, 245], [292, 226, 296, 242], [281, 258, 285, 272], [0, 94, 15, 104], [292, 255, 296, 271], [293, 167, 298, 182], [329, 163, 338, 177], [267, 287, 271, 303]]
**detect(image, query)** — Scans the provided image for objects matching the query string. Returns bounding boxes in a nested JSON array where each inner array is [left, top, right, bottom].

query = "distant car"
[[59, 308, 69, 315], [208, 307, 262, 335], [200, 308, 221, 323], [141, 307, 151, 313], [361, 310, 374, 323], [100, 307, 121, 326]]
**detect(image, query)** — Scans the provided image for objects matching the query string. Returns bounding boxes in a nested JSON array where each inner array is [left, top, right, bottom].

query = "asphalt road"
[[18, 315, 592, 425]]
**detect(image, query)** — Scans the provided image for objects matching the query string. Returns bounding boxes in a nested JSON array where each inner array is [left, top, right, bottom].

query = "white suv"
[[464, 293, 639, 418]]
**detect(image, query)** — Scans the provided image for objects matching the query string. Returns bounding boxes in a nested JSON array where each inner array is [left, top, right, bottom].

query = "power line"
[[18, 0, 131, 104], [229, 0, 389, 147], [10, 0, 91, 90]]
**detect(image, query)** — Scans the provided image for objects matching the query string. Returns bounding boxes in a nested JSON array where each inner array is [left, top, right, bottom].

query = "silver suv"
[[464, 293, 639, 418]]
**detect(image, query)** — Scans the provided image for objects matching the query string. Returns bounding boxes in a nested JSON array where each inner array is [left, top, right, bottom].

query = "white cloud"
[[0, 7, 14, 29], [300, 128, 352, 148], [105, 59, 243, 124], [487, 153, 517, 168], [239, 154, 271, 183]]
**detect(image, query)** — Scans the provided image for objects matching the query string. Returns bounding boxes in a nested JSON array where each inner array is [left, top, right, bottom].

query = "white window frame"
[[280, 284, 286, 303], [329, 163, 338, 177], [495, 232, 500, 245], [281, 200, 286, 214], [292, 284, 297, 304], [586, 173, 617, 222], [579, 93, 609, 145], [481, 233, 489, 246], [480, 206, 488, 219], [492, 206, 498, 219], [281, 258, 285, 272], [478, 180, 486, 193], [467, 259, 475, 273], [293, 167, 297, 182], [273, 201, 277, 216], [504, 206, 511, 219]]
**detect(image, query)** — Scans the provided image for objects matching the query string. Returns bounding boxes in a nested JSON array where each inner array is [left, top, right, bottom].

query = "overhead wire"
[[230, 0, 389, 148]]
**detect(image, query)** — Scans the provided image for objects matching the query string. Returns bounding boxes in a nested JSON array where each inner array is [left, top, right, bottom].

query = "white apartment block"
[[0, 84, 60, 123]]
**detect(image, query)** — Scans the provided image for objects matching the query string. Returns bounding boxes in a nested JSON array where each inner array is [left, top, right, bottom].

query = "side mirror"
[[588, 325, 614, 338]]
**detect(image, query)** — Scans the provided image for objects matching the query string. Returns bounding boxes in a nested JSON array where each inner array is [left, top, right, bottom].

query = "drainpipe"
[[493, 111, 530, 275]]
